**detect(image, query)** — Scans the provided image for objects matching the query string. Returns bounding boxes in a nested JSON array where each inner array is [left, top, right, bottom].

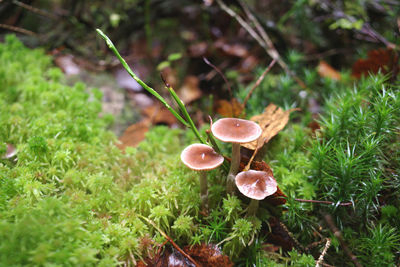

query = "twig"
[[295, 198, 353, 206], [238, 0, 283, 66], [0, 24, 37, 36], [12, 0, 59, 20], [139, 215, 200, 267], [215, 0, 307, 89], [244, 137, 266, 171], [279, 221, 305, 252], [203, 57, 232, 100], [242, 58, 277, 108], [324, 214, 362, 267], [315, 238, 331, 267], [215, 0, 280, 67]]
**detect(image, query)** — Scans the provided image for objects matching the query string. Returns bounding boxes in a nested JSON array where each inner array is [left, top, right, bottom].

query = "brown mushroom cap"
[[181, 143, 224, 171], [211, 118, 262, 144], [235, 170, 277, 200]]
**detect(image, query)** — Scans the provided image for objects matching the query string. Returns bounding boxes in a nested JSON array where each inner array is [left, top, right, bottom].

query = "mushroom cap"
[[211, 118, 262, 144], [235, 170, 277, 200], [181, 143, 224, 171]]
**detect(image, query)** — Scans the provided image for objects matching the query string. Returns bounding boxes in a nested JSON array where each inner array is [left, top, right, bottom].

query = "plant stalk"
[[247, 198, 259, 216], [227, 143, 240, 194], [199, 172, 208, 213], [96, 29, 189, 128]]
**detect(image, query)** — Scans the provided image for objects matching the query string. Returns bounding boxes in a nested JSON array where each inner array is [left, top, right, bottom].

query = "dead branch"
[[324, 214, 362, 267], [203, 57, 232, 100], [242, 58, 277, 108], [12, 0, 59, 20], [0, 23, 37, 36], [139, 215, 200, 267], [315, 238, 331, 267], [295, 198, 353, 206]]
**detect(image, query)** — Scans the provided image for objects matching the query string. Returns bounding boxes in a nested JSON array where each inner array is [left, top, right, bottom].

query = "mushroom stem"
[[247, 199, 259, 216], [199, 172, 209, 212], [227, 143, 240, 195]]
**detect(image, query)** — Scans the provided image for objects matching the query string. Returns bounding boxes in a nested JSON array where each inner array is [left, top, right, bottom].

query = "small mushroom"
[[181, 143, 224, 212], [211, 118, 262, 194], [235, 170, 277, 216]]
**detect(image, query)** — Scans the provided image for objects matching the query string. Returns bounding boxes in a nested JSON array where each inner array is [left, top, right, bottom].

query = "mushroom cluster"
[[211, 118, 262, 195], [181, 117, 278, 216]]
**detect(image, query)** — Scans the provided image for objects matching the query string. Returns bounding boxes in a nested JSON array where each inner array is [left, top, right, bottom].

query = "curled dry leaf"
[[215, 98, 244, 118], [242, 104, 299, 150], [317, 60, 341, 81]]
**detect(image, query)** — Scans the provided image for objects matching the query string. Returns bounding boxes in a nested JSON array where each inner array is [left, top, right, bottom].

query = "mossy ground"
[[1, 35, 399, 266]]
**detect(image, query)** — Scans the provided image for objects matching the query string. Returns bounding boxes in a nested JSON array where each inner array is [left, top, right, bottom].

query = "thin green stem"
[[167, 86, 206, 144], [96, 29, 189, 127]]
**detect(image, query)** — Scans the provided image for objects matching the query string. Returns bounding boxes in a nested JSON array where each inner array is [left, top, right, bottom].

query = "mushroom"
[[211, 118, 262, 194], [180, 143, 224, 212], [235, 170, 277, 216]]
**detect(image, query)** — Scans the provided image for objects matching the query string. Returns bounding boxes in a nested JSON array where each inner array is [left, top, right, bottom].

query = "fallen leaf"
[[188, 42, 208, 57], [242, 104, 299, 150], [178, 76, 202, 104], [352, 48, 399, 79], [317, 60, 341, 81], [215, 39, 249, 58], [215, 98, 244, 118], [137, 244, 233, 267], [183, 244, 233, 267], [238, 55, 259, 73], [116, 120, 150, 150], [142, 104, 177, 126]]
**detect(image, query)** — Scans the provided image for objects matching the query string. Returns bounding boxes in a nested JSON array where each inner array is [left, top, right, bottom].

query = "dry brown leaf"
[[317, 60, 341, 81], [142, 104, 177, 126], [178, 75, 202, 104], [184, 244, 233, 267], [352, 48, 399, 79], [116, 120, 150, 150], [242, 104, 298, 150], [215, 38, 249, 58], [215, 98, 244, 118]]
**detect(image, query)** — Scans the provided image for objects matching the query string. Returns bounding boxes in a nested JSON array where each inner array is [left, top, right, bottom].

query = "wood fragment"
[[324, 214, 363, 267], [242, 58, 277, 109], [315, 238, 331, 267], [139, 216, 201, 267], [295, 198, 353, 206]]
